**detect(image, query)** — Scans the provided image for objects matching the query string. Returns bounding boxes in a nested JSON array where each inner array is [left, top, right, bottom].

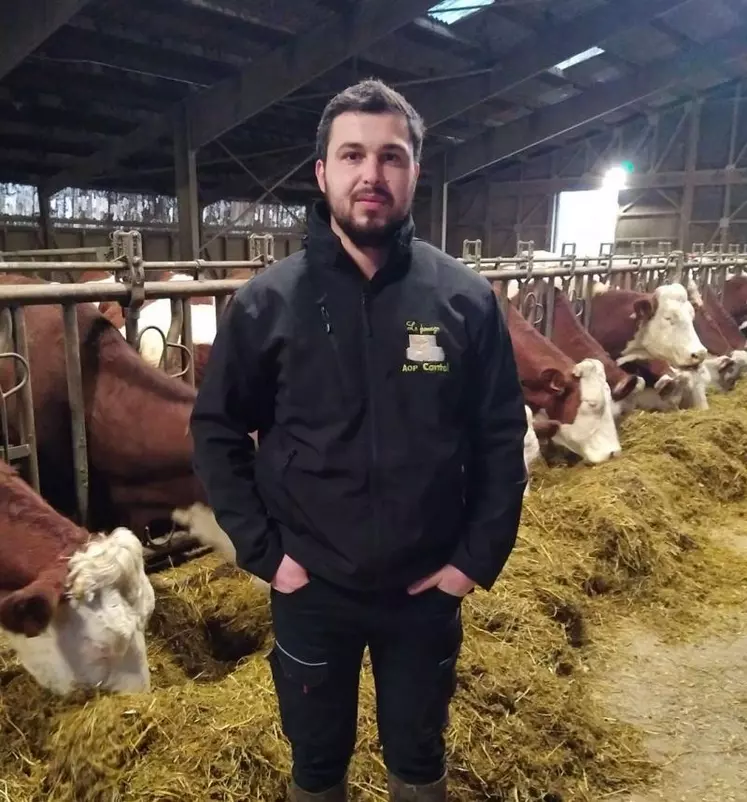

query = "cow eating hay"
[[0, 460, 155, 696]]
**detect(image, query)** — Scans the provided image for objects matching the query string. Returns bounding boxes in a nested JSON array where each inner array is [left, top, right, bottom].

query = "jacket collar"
[[302, 199, 415, 282]]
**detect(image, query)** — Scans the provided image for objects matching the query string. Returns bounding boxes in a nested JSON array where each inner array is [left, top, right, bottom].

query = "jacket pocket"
[[277, 448, 326, 541]]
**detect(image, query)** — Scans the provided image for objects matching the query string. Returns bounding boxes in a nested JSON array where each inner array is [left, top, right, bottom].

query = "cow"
[[722, 275, 747, 331], [193, 342, 211, 387], [502, 298, 622, 465], [620, 358, 692, 413], [690, 281, 747, 379], [679, 279, 741, 393], [0, 459, 155, 695], [589, 282, 708, 370], [524, 280, 644, 417], [0, 273, 215, 542], [521, 405, 560, 496], [99, 270, 253, 369]]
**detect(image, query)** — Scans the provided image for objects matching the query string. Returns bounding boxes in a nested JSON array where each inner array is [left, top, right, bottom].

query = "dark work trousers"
[[267, 574, 464, 793]]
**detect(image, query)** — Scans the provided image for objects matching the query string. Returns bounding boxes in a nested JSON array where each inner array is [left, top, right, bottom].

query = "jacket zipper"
[[318, 301, 349, 399], [361, 290, 381, 560]]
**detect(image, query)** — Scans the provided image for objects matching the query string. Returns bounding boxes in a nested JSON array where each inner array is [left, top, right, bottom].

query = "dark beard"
[[336, 214, 405, 248], [325, 192, 408, 248]]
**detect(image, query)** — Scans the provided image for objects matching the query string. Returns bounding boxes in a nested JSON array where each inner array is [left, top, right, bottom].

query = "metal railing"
[[0, 229, 744, 544], [0, 228, 275, 530], [457, 238, 746, 341]]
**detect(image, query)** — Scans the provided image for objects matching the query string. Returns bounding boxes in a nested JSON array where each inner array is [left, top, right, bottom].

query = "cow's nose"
[[692, 349, 707, 363], [610, 449, 621, 459]]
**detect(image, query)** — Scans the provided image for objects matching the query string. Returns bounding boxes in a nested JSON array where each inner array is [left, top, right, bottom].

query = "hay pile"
[[2, 383, 747, 802]]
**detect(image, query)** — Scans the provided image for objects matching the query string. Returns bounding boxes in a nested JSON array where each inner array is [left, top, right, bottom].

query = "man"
[[190, 78, 528, 802]]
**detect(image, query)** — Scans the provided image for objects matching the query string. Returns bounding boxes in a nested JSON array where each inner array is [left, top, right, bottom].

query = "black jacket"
[[190, 201, 528, 592]]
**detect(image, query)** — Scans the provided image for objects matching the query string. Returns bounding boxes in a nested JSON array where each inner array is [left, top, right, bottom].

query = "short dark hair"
[[316, 78, 425, 163]]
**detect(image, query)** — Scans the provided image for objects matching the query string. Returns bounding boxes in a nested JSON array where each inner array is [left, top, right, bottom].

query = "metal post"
[[441, 179, 448, 253], [62, 303, 89, 526], [180, 298, 195, 387], [174, 107, 200, 262], [679, 99, 702, 251], [11, 306, 40, 493], [720, 81, 742, 248]]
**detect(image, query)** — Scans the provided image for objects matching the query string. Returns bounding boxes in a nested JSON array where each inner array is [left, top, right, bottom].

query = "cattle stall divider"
[[457, 238, 746, 341], [0, 228, 274, 544]]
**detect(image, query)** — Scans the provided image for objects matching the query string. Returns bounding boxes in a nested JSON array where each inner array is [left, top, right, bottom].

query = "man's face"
[[315, 110, 420, 247]]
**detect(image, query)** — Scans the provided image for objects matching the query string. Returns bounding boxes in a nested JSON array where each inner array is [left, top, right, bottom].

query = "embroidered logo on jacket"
[[402, 321, 450, 373]]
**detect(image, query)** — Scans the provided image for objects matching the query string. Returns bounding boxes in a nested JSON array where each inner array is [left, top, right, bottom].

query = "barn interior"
[[1, 0, 747, 260], [1, 2, 747, 802]]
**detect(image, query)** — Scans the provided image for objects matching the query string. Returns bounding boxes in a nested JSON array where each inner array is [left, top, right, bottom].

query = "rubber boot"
[[387, 771, 447, 801], [289, 776, 348, 802]]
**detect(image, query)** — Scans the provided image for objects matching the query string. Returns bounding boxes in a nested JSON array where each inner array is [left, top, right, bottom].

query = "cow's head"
[[1, 528, 155, 696], [701, 354, 740, 393], [550, 358, 622, 465], [629, 283, 707, 368], [521, 366, 576, 423]]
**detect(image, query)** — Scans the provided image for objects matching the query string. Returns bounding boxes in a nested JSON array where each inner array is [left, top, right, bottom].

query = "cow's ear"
[[540, 367, 566, 395], [633, 297, 655, 322], [0, 582, 58, 637], [611, 374, 639, 401]]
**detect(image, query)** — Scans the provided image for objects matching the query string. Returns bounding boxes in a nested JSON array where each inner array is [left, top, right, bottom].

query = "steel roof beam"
[[444, 28, 747, 184], [410, 0, 691, 129], [42, 0, 439, 196], [0, 0, 92, 80]]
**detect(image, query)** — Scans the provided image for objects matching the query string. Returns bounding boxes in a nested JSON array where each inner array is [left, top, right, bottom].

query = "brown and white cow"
[[502, 299, 621, 464], [525, 280, 644, 417], [680, 279, 740, 394], [619, 358, 692, 412], [690, 281, 747, 380], [0, 459, 154, 695], [722, 275, 747, 331], [589, 282, 707, 370], [102, 270, 253, 368], [0, 273, 212, 540]]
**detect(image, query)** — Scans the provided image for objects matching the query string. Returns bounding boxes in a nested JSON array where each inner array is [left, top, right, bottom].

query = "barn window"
[[551, 186, 620, 256]]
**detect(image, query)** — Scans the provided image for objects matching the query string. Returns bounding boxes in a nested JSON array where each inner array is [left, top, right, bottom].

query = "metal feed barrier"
[[457, 238, 745, 342], [0, 230, 744, 568], [0, 229, 275, 569]]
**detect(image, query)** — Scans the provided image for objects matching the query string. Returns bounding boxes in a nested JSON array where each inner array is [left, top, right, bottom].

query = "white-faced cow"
[[501, 297, 622, 465], [619, 358, 693, 413], [525, 280, 644, 418], [589, 282, 707, 370], [0, 460, 155, 695]]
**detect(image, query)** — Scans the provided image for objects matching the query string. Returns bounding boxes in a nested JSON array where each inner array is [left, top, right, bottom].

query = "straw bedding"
[[2, 384, 747, 802]]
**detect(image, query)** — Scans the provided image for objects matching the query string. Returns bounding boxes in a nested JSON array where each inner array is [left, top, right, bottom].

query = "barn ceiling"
[[0, 0, 746, 205]]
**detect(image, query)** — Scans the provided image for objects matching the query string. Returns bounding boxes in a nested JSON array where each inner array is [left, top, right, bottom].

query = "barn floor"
[[596, 516, 747, 802]]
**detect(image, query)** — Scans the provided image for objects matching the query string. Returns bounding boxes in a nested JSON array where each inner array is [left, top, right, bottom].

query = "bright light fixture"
[[602, 166, 628, 191]]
